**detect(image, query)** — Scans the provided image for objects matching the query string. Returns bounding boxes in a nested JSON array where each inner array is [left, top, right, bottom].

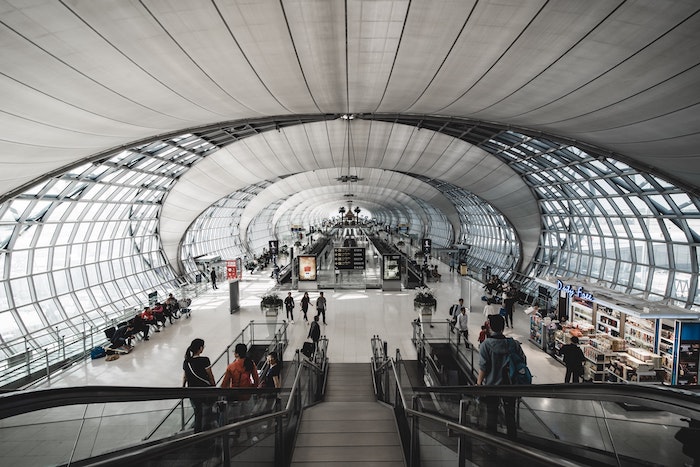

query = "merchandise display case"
[[658, 321, 676, 383], [596, 305, 621, 337], [529, 314, 547, 350], [676, 322, 700, 385], [583, 344, 616, 382], [570, 299, 593, 326], [625, 315, 655, 352]]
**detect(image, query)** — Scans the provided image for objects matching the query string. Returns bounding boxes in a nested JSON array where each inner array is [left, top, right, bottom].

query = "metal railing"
[[371, 339, 700, 467], [1, 285, 213, 390], [0, 336, 329, 467], [144, 319, 290, 441], [411, 318, 478, 385]]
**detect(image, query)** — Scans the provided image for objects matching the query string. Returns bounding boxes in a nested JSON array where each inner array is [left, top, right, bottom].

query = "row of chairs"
[[103, 298, 193, 354]]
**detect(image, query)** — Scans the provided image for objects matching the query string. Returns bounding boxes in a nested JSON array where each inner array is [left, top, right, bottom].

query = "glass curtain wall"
[[415, 177, 521, 280], [180, 184, 269, 277], [0, 134, 215, 359], [2, 120, 699, 369], [484, 132, 700, 310]]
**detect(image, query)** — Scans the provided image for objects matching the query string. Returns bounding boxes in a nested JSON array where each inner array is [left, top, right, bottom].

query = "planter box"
[[261, 304, 281, 317], [414, 303, 436, 315]]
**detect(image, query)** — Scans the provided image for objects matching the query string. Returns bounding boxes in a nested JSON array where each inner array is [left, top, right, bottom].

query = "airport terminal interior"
[[1, 1, 700, 466]]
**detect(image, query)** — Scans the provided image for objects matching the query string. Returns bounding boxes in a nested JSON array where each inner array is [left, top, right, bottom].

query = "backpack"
[[502, 338, 532, 385], [91, 346, 107, 359]]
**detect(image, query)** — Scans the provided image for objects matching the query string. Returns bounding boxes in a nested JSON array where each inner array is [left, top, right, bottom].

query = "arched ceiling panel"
[[160, 119, 534, 266], [0, 0, 698, 278]]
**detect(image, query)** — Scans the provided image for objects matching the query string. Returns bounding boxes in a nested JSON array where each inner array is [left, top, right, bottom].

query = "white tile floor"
[[4, 265, 693, 467], [33, 264, 565, 390]]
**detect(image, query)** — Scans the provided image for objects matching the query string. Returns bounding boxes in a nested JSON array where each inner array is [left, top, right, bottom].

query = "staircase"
[[290, 363, 405, 466]]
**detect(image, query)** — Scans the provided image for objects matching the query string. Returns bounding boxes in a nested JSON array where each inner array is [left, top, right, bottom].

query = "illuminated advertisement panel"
[[298, 256, 317, 281]]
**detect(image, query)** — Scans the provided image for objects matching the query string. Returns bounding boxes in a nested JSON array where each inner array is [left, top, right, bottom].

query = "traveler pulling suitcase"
[[301, 341, 314, 358]]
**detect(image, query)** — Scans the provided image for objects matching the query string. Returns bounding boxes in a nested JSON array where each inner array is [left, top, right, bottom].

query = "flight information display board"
[[334, 247, 366, 270]]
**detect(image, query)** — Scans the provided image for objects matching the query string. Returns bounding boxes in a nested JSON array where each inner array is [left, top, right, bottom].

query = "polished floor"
[[33, 263, 565, 390], [3, 264, 695, 466]]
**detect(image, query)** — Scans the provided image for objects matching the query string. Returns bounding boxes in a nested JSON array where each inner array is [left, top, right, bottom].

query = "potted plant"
[[414, 287, 436, 327], [414, 287, 436, 311], [260, 293, 283, 316]]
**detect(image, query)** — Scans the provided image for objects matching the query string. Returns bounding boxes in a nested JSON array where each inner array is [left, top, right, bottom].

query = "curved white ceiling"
[[2, 0, 699, 270], [159, 119, 537, 267], [239, 168, 463, 241]]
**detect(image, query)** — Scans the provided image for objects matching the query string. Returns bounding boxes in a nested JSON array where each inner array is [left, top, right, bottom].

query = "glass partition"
[[0, 343, 328, 467], [372, 349, 700, 467]]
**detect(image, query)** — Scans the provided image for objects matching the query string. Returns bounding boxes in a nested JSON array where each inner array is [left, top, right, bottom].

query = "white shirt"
[[456, 312, 469, 331]]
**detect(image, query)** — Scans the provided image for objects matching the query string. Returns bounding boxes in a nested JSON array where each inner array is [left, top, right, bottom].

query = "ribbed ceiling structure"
[[1, 0, 700, 359]]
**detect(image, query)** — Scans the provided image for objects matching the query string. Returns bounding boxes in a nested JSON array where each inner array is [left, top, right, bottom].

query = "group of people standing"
[[282, 291, 327, 325], [182, 339, 282, 433]]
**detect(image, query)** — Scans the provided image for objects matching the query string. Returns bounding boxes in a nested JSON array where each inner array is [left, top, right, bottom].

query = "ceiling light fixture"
[[336, 114, 363, 184]]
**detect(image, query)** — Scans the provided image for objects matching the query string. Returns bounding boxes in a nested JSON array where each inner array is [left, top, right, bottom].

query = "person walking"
[[560, 336, 586, 383], [308, 315, 321, 353], [300, 291, 312, 323], [455, 306, 470, 348], [182, 338, 215, 433], [449, 298, 463, 328], [476, 314, 527, 439], [221, 343, 260, 440], [210, 268, 218, 289], [284, 292, 295, 324], [502, 291, 517, 328], [260, 351, 282, 389], [316, 291, 327, 325]]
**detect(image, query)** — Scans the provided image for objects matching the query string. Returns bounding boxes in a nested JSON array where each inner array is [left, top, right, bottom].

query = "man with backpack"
[[476, 314, 530, 439]]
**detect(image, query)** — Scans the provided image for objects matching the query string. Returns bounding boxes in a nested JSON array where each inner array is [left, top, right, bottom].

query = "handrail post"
[[249, 320, 254, 346], [458, 399, 471, 467], [410, 396, 419, 467], [44, 348, 50, 384], [25, 337, 30, 377], [180, 399, 185, 430]]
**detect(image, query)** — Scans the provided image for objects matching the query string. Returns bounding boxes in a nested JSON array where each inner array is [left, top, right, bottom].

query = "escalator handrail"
[[408, 383, 700, 419], [0, 386, 281, 420], [60, 409, 287, 467], [403, 406, 586, 467]]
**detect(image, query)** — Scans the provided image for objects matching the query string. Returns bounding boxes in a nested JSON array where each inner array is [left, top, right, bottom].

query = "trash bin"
[[459, 263, 468, 276]]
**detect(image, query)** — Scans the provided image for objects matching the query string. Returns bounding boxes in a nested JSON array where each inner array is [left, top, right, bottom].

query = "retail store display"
[[534, 278, 700, 385]]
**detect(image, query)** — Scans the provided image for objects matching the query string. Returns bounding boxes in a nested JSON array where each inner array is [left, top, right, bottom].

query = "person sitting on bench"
[[165, 294, 181, 320], [153, 302, 168, 327], [129, 312, 151, 341], [111, 323, 135, 351]]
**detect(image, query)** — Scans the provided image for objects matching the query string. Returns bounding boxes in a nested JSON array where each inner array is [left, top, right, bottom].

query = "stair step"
[[290, 363, 405, 466]]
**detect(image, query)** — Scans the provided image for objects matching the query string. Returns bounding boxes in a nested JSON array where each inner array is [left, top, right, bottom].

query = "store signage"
[[557, 280, 594, 301], [226, 260, 238, 280]]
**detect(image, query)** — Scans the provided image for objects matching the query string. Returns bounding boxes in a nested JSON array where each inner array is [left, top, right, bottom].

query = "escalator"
[[0, 342, 329, 467], [428, 342, 474, 386], [373, 347, 700, 467]]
